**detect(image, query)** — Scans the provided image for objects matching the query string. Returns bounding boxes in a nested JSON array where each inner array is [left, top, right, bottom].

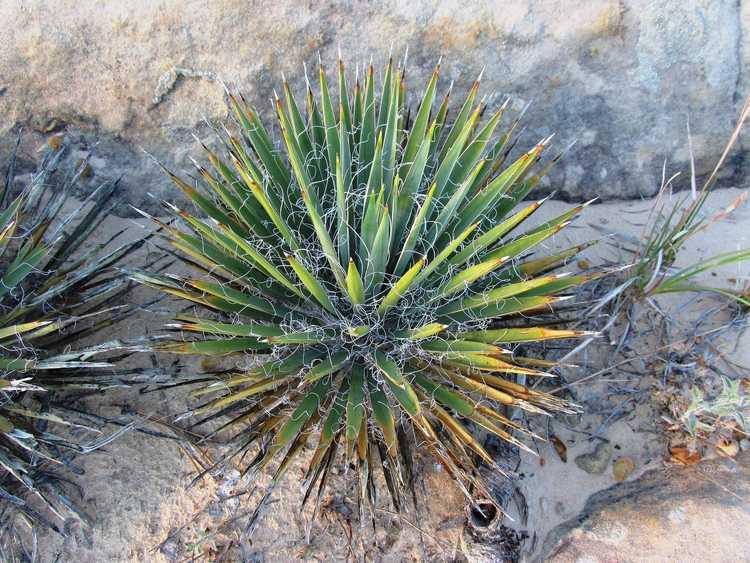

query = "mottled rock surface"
[[0, 1, 747, 213], [542, 452, 750, 562]]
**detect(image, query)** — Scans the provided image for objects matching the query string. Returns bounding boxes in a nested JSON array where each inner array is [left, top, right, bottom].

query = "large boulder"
[[0, 0, 746, 213], [541, 452, 750, 562]]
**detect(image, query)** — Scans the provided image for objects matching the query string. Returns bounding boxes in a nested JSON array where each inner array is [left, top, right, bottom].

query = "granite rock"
[[543, 452, 750, 562], [0, 1, 746, 214]]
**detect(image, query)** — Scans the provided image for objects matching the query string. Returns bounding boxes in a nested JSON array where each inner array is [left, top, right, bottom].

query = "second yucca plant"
[[135, 58, 598, 527], [1, 144, 142, 558]]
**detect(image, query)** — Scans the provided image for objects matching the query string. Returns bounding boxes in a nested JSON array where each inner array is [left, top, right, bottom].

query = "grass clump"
[[132, 57, 601, 528], [628, 96, 750, 307], [563, 98, 750, 466]]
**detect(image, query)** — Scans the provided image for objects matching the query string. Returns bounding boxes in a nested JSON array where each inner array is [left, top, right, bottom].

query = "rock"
[[541, 452, 750, 562], [574, 442, 613, 474], [460, 525, 524, 563], [1, 1, 747, 214], [612, 456, 635, 481]]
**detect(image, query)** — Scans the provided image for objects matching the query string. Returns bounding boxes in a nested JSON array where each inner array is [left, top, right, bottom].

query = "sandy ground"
[[28, 187, 750, 562]]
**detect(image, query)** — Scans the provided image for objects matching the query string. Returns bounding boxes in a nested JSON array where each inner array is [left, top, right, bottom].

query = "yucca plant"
[[0, 141, 142, 558], [134, 58, 600, 529]]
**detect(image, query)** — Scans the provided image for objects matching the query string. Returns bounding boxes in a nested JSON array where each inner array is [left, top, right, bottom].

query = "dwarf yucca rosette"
[[134, 57, 598, 526]]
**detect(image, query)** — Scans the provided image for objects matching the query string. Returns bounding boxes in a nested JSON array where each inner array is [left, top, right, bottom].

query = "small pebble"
[[574, 442, 613, 474], [612, 456, 635, 481]]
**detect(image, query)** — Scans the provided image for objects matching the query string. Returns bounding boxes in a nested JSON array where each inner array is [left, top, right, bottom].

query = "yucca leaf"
[[168, 319, 284, 338], [399, 63, 439, 180], [187, 279, 290, 318], [438, 77, 480, 162], [519, 272, 600, 297], [394, 322, 448, 340], [418, 339, 508, 355], [129, 270, 260, 317], [364, 205, 391, 296], [392, 123, 436, 244], [412, 221, 480, 287], [0, 321, 53, 342], [0, 244, 48, 300], [436, 256, 509, 299], [451, 103, 508, 190], [156, 338, 268, 355], [394, 183, 437, 276], [372, 349, 407, 389], [352, 74, 363, 144], [432, 104, 483, 201], [430, 87, 452, 161], [423, 160, 486, 251], [346, 258, 365, 305], [202, 148, 274, 238], [367, 376, 398, 457], [447, 197, 547, 268], [440, 352, 548, 376], [194, 375, 292, 415], [197, 165, 270, 238], [308, 379, 347, 469], [436, 273, 567, 315], [231, 154, 299, 251], [297, 184, 348, 293], [453, 141, 548, 235], [346, 364, 366, 457], [266, 328, 337, 345], [337, 58, 353, 134], [286, 254, 336, 314], [441, 295, 569, 323], [377, 57, 393, 131], [383, 372, 421, 418], [282, 78, 314, 165], [347, 325, 371, 338], [359, 178, 384, 270], [335, 153, 350, 266], [378, 258, 425, 315], [525, 198, 593, 237], [167, 171, 246, 237], [274, 378, 330, 450], [319, 64, 340, 182], [0, 194, 23, 235], [166, 217, 289, 299], [229, 94, 291, 190], [0, 357, 36, 372], [517, 241, 597, 278], [415, 367, 537, 453], [382, 66, 400, 196], [358, 64, 377, 187], [424, 397, 497, 468], [305, 351, 350, 383], [213, 223, 304, 298]]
